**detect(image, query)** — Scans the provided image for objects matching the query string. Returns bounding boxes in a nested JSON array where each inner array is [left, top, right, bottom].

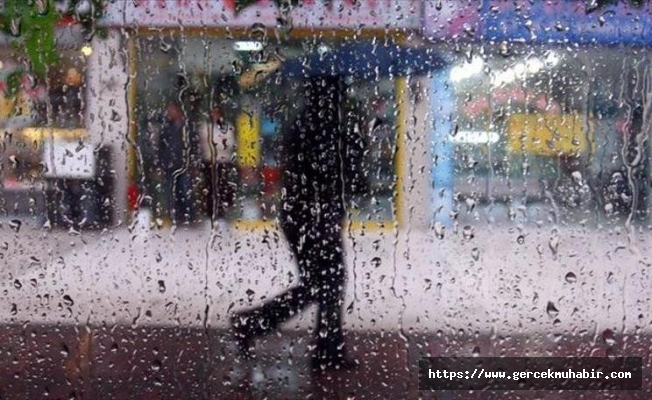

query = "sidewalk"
[[2, 217, 650, 336]]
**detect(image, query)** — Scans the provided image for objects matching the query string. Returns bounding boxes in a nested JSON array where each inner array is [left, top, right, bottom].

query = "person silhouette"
[[231, 76, 366, 373]]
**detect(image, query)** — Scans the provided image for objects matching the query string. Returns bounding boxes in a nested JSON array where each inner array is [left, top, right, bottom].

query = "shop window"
[[133, 34, 399, 227]]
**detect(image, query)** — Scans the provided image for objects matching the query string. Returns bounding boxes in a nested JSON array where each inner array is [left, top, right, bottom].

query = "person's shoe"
[[230, 313, 254, 361]]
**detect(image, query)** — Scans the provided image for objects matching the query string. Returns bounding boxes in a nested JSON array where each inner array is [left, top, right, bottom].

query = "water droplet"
[[10, 18, 21, 37], [571, 171, 582, 184], [462, 225, 474, 240], [151, 359, 162, 371], [10, 303, 17, 315], [13, 279, 22, 290], [499, 41, 510, 57], [607, 272, 614, 284], [433, 222, 445, 239], [471, 247, 480, 261], [565, 272, 577, 283], [462, 23, 475, 38], [516, 234, 525, 245], [465, 198, 476, 213], [602, 329, 616, 346], [160, 41, 172, 53], [246, 289, 255, 302], [549, 235, 559, 256], [546, 301, 559, 318], [232, 60, 243, 76], [36, 0, 49, 14], [75, 0, 92, 15], [62, 295, 74, 307], [370, 257, 382, 268], [472, 346, 480, 357], [158, 280, 166, 293], [9, 219, 21, 233], [110, 110, 121, 122], [60, 344, 69, 357]]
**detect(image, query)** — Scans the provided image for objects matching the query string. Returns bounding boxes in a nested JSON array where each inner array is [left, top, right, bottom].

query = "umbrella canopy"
[[278, 41, 447, 79]]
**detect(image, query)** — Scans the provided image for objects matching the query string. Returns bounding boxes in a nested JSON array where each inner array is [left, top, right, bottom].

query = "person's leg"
[[310, 220, 351, 369], [174, 173, 194, 223], [232, 216, 317, 344], [215, 163, 227, 219], [163, 173, 175, 224]]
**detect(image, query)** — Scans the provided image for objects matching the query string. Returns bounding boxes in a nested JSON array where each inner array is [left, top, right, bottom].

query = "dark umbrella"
[[278, 41, 446, 79]]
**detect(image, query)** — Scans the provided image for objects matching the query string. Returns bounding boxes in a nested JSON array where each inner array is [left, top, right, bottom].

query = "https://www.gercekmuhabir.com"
[[418, 357, 642, 391]]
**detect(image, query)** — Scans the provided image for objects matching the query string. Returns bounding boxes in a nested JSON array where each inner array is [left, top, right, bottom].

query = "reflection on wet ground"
[[0, 324, 648, 399]]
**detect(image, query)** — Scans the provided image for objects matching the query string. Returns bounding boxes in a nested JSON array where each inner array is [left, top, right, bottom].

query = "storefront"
[[96, 0, 430, 230], [0, 24, 114, 229], [424, 0, 652, 227]]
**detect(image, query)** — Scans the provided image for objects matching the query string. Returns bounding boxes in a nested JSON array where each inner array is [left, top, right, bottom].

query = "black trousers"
[[240, 211, 347, 359]]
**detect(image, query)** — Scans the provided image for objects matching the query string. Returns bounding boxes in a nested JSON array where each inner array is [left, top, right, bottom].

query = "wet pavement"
[[1, 220, 650, 398], [0, 324, 649, 399]]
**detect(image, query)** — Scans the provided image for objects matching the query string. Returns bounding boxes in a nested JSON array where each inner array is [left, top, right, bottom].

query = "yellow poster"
[[507, 113, 592, 156], [236, 111, 261, 168], [0, 92, 30, 120]]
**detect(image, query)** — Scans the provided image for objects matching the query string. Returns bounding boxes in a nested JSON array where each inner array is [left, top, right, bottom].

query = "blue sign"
[[422, 0, 652, 46], [482, 0, 652, 46]]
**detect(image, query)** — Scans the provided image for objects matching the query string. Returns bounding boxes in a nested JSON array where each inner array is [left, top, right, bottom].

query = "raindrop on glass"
[[434, 222, 445, 239], [10, 18, 21, 37], [63, 295, 74, 307], [36, 0, 49, 14], [151, 359, 162, 371], [462, 225, 474, 240], [9, 220, 21, 233], [565, 272, 577, 283], [546, 301, 559, 318], [549, 235, 559, 256]]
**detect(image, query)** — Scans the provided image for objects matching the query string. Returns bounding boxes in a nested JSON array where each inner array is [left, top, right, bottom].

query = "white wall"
[[85, 29, 131, 225], [399, 76, 433, 230]]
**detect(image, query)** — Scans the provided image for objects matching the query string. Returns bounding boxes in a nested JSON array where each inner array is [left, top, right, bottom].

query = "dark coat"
[[280, 77, 367, 225]]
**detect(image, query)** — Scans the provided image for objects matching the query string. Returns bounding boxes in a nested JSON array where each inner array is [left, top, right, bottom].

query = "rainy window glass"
[[1, 0, 652, 398]]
